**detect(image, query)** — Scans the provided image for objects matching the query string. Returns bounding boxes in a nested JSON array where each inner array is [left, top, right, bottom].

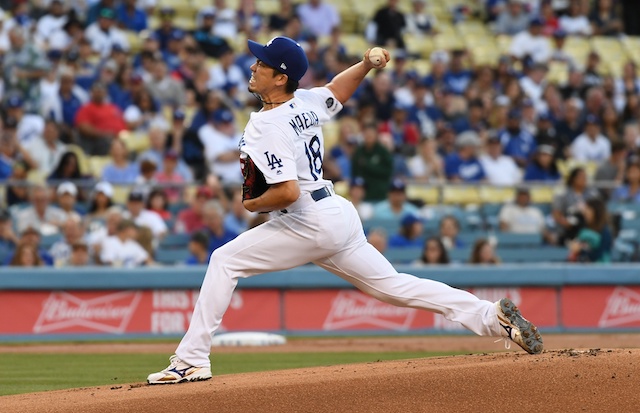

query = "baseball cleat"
[[147, 355, 212, 384], [496, 298, 544, 355]]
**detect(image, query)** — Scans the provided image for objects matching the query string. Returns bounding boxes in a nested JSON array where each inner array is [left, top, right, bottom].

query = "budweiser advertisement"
[[0, 286, 637, 337]]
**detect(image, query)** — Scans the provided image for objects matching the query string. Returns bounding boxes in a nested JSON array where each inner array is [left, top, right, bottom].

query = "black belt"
[[281, 187, 331, 214]]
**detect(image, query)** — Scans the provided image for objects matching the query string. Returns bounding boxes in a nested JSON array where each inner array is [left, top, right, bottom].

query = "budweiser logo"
[[599, 287, 640, 328], [323, 291, 416, 331], [33, 291, 142, 333]]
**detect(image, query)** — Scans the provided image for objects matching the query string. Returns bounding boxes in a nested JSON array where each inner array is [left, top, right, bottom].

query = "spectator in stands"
[[370, 0, 406, 49], [379, 103, 420, 154], [87, 205, 123, 257], [201, 200, 238, 254], [570, 115, 611, 163], [539, 0, 560, 35], [154, 151, 185, 204], [494, 0, 531, 35], [552, 167, 601, 244], [0, 209, 18, 251], [123, 88, 161, 134], [297, 0, 340, 37], [622, 122, 640, 157], [348, 177, 374, 221], [438, 215, 464, 249], [612, 161, 640, 203], [49, 216, 85, 267], [452, 99, 488, 135], [519, 63, 549, 112], [75, 82, 127, 156], [389, 213, 425, 248], [509, 17, 552, 64], [208, 47, 248, 107], [372, 179, 419, 220], [67, 242, 91, 266], [415, 237, 449, 265], [498, 110, 537, 168], [366, 228, 388, 254], [5, 227, 54, 266], [4, 161, 29, 206], [351, 122, 394, 202], [443, 50, 473, 96], [407, 138, 445, 183], [139, 125, 193, 183], [424, 50, 449, 92], [3, 27, 50, 113], [41, 67, 88, 142], [224, 190, 251, 235], [480, 134, 522, 186], [87, 182, 114, 221], [444, 131, 486, 182], [595, 141, 627, 197], [200, 109, 243, 186], [192, 8, 231, 59], [559, 0, 592, 36], [499, 187, 546, 233], [125, 191, 168, 239], [213, 0, 239, 39], [0, 118, 38, 173], [567, 197, 612, 262], [55, 182, 83, 218], [237, 0, 263, 34], [86, 0, 117, 25], [405, 0, 438, 36], [102, 139, 139, 185], [549, 29, 574, 65], [5, 95, 45, 145], [9, 242, 44, 267], [469, 239, 500, 265], [324, 117, 360, 182], [590, 0, 622, 36], [99, 219, 151, 267], [185, 232, 211, 265], [146, 58, 185, 109], [359, 71, 396, 122], [85, 8, 129, 58], [615, 62, 640, 109], [175, 186, 215, 234], [268, 0, 297, 31], [16, 186, 66, 235], [146, 189, 172, 221], [524, 144, 561, 181], [601, 104, 620, 142], [583, 52, 603, 89], [116, 0, 148, 33], [24, 120, 67, 177]]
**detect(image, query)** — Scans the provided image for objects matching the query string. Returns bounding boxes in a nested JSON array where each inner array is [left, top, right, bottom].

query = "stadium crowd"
[[0, 0, 639, 268]]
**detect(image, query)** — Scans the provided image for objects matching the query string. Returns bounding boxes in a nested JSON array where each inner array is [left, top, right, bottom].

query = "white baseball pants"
[[176, 194, 502, 368]]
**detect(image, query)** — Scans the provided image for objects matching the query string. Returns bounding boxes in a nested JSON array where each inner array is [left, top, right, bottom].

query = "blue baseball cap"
[[248, 36, 309, 82], [170, 29, 185, 41], [553, 28, 567, 38], [585, 114, 600, 124], [401, 213, 422, 227], [6, 95, 23, 108], [530, 16, 544, 26], [212, 109, 234, 123]]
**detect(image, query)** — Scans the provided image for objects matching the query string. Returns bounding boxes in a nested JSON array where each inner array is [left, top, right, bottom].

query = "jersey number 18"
[[304, 135, 323, 181]]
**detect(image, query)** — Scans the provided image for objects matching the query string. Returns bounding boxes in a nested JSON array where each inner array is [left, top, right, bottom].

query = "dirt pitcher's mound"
[[4, 349, 639, 413]]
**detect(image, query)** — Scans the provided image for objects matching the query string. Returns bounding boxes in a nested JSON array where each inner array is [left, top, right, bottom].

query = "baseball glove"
[[240, 155, 270, 200]]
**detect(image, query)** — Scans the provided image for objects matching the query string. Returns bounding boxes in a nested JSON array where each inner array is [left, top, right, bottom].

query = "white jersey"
[[239, 87, 342, 195]]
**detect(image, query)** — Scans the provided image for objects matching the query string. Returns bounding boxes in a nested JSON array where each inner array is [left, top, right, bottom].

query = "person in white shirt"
[[49, 215, 85, 266], [212, 0, 238, 39], [35, 0, 68, 49], [24, 119, 67, 176], [571, 115, 611, 163], [480, 135, 522, 186], [207, 47, 248, 104], [509, 17, 551, 64], [297, 0, 340, 37], [5, 95, 45, 145], [499, 187, 546, 233], [99, 219, 151, 267], [84, 8, 129, 58], [519, 63, 548, 113], [199, 109, 243, 185], [559, 0, 592, 36], [124, 191, 168, 238]]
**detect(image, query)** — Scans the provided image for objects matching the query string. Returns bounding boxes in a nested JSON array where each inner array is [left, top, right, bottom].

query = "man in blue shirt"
[[200, 201, 238, 254], [499, 109, 537, 167], [116, 0, 148, 32], [443, 50, 473, 95], [444, 131, 486, 182]]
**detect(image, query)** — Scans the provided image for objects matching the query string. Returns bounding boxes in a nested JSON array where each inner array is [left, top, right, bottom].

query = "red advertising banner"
[[0, 290, 280, 335], [562, 286, 640, 328], [284, 287, 558, 332]]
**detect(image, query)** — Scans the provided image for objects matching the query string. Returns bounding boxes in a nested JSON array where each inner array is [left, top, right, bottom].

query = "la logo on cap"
[[280, 63, 287, 70], [266, 37, 276, 46]]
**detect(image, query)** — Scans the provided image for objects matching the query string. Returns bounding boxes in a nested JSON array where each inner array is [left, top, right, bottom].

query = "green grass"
[[0, 351, 459, 396]]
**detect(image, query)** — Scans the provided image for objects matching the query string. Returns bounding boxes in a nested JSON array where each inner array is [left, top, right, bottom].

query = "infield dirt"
[[2, 335, 639, 413]]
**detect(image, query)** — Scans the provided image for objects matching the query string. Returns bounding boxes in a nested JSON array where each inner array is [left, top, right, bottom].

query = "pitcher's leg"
[[314, 241, 501, 337], [176, 216, 328, 367]]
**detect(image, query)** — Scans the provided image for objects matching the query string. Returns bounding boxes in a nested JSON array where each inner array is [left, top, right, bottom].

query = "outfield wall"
[[1, 265, 639, 340]]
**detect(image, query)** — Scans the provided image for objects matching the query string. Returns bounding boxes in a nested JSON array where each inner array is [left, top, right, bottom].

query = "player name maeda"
[[288, 111, 319, 136]]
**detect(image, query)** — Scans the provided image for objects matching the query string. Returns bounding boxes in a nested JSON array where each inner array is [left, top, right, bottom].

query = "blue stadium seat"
[[159, 233, 191, 249], [494, 233, 542, 248], [40, 234, 62, 250], [384, 247, 423, 264], [155, 248, 191, 265], [497, 247, 567, 263]]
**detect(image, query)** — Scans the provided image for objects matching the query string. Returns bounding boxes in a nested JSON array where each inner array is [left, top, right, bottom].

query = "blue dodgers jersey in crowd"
[[444, 153, 486, 181]]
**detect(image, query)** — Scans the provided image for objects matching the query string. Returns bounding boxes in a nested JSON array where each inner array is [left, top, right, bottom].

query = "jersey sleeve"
[[299, 87, 343, 122], [243, 122, 298, 185]]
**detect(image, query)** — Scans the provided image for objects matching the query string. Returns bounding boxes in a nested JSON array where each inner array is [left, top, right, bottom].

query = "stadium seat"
[[362, 217, 401, 236], [479, 187, 515, 204], [494, 232, 542, 248], [155, 248, 191, 265], [442, 186, 481, 205], [88, 156, 112, 179], [529, 186, 557, 204], [384, 247, 422, 264], [41, 234, 62, 250], [111, 185, 131, 205], [160, 233, 191, 248], [406, 185, 440, 205], [497, 247, 567, 263]]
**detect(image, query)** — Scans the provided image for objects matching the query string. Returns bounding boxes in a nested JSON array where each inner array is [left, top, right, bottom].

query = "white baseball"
[[369, 47, 385, 67]]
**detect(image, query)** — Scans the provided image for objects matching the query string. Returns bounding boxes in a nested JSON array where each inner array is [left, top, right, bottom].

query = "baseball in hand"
[[369, 47, 385, 67]]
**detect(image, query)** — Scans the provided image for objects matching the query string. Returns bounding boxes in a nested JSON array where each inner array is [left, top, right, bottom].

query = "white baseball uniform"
[[175, 87, 503, 368]]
